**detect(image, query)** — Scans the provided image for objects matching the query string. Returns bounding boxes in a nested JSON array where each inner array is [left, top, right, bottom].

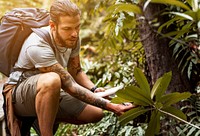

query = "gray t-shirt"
[[7, 26, 80, 84]]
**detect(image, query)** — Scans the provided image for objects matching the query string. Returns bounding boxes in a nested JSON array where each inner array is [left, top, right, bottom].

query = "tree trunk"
[[136, 3, 192, 93]]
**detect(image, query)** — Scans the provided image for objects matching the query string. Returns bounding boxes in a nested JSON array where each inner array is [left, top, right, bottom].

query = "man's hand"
[[107, 102, 137, 116], [93, 87, 105, 93]]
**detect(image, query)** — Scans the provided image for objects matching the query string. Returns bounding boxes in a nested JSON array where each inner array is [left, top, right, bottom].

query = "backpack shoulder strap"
[[31, 28, 56, 53]]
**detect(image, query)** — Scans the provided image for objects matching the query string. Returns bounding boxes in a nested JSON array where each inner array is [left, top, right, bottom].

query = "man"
[[6, 0, 134, 135]]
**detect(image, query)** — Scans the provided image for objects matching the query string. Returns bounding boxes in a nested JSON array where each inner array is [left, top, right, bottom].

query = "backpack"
[[0, 8, 54, 77]]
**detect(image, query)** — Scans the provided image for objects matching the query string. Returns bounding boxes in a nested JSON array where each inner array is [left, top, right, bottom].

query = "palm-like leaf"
[[116, 86, 153, 106], [107, 3, 142, 15], [160, 92, 192, 107], [134, 67, 151, 95], [119, 107, 151, 125], [161, 106, 187, 121], [112, 67, 193, 135], [151, 71, 172, 100], [145, 110, 161, 136], [150, 0, 191, 10]]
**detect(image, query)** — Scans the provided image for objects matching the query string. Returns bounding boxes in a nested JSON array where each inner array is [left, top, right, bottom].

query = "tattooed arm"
[[67, 55, 95, 90], [39, 63, 134, 115]]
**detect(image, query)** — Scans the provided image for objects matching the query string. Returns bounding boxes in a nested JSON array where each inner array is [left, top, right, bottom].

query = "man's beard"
[[55, 29, 78, 48], [56, 29, 68, 47]]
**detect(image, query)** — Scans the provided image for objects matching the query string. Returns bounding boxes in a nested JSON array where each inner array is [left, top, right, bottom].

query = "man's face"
[[53, 15, 80, 48]]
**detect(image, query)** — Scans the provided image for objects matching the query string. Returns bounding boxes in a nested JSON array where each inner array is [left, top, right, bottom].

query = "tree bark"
[[136, 3, 191, 93]]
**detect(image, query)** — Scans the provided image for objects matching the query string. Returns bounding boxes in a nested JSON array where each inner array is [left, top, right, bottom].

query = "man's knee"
[[78, 105, 104, 123], [37, 72, 61, 93], [91, 108, 104, 123]]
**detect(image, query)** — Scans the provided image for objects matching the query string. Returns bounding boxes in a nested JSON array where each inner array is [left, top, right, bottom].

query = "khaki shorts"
[[13, 74, 86, 120]]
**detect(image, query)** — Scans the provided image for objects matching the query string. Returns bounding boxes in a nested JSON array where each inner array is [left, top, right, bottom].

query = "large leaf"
[[134, 67, 151, 95], [151, 72, 172, 100], [158, 17, 181, 33], [160, 92, 192, 107], [119, 107, 150, 125], [161, 106, 187, 121], [107, 3, 142, 15], [169, 12, 193, 21], [197, 9, 200, 21], [111, 96, 131, 104], [150, 0, 191, 11], [145, 110, 161, 136], [116, 86, 153, 106], [190, 0, 198, 12], [127, 86, 153, 104]]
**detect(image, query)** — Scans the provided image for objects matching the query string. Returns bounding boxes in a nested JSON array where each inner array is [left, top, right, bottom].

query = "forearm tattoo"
[[40, 63, 107, 109], [68, 56, 83, 75], [72, 86, 107, 109]]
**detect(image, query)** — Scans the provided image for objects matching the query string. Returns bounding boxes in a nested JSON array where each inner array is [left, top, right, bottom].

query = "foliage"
[[112, 67, 193, 136], [176, 94, 200, 135], [0, 0, 43, 17], [154, 0, 200, 80], [1, 0, 199, 135], [55, 112, 147, 136]]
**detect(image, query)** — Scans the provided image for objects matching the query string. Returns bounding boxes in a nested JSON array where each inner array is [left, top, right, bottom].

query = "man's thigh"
[[13, 74, 40, 116], [13, 74, 87, 119]]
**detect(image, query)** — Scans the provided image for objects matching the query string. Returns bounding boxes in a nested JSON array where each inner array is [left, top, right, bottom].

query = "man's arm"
[[67, 55, 95, 90], [39, 63, 134, 115]]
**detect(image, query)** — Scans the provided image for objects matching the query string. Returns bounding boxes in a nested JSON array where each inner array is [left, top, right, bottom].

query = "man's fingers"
[[94, 87, 105, 93], [122, 102, 137, 112]]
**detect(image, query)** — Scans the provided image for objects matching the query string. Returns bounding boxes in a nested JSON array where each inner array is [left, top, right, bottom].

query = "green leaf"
[[191, 0, 198, 12], [158, 17, 180, 33], [119, 107, 150, 125], [127, 86, 153, 104], [150, 0, 191, 11], [161, 106, 187, 121], [151, 72, 172, 100], [197, 9, 200, 20], [187, 61, 193, 79], [111, 97, 131, 104], [134, 67, 150, 95], [116, 86, 153, 106], [145, 110, 161, 136], [170, 12, 193, 21], [160, 92, 192, 107], [178, 50, 190, 69], [107, 3, 142, 15]]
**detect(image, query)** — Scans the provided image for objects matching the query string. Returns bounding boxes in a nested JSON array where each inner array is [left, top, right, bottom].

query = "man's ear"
[[49, 20, 56, 31]]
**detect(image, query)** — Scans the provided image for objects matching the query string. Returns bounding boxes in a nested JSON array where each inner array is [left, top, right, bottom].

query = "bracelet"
[[90, 86, 97, 92]]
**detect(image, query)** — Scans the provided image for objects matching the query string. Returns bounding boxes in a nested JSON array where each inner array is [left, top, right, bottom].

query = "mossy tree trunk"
[[137, 2, 192, 93]]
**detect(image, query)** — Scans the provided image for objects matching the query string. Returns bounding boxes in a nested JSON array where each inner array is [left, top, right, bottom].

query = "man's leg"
[[56, 91, 104, 125], [77, 105, 104, 123], [35, 72, 61, 136], [13, 72, 61, 136]]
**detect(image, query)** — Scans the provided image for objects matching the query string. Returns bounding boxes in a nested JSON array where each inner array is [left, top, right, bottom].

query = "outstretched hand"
[[93, 87, 105, 93], [109, 102, 137, 116]]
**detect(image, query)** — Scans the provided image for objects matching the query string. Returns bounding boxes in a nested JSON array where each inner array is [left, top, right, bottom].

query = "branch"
[[158, 109, 200, 130]]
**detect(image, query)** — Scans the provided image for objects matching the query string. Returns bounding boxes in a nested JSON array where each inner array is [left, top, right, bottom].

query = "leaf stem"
[[158, 109, 200, 130]]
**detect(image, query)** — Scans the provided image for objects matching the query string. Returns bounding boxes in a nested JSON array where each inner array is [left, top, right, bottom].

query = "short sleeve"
[[26, 44, 57, 68]]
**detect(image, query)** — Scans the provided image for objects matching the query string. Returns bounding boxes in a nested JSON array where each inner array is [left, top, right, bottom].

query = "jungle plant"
[[55, 112, 147, 136], [175, 94, 200, 135], [112, 67, 195, 136], [156, 0, 200, 80]]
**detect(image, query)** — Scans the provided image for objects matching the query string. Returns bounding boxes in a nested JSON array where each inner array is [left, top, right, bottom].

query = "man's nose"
[[71, 29, 78, 37]]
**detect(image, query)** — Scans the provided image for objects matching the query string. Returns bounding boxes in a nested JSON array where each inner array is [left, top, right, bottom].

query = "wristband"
[[90, 86, 97, 92]]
